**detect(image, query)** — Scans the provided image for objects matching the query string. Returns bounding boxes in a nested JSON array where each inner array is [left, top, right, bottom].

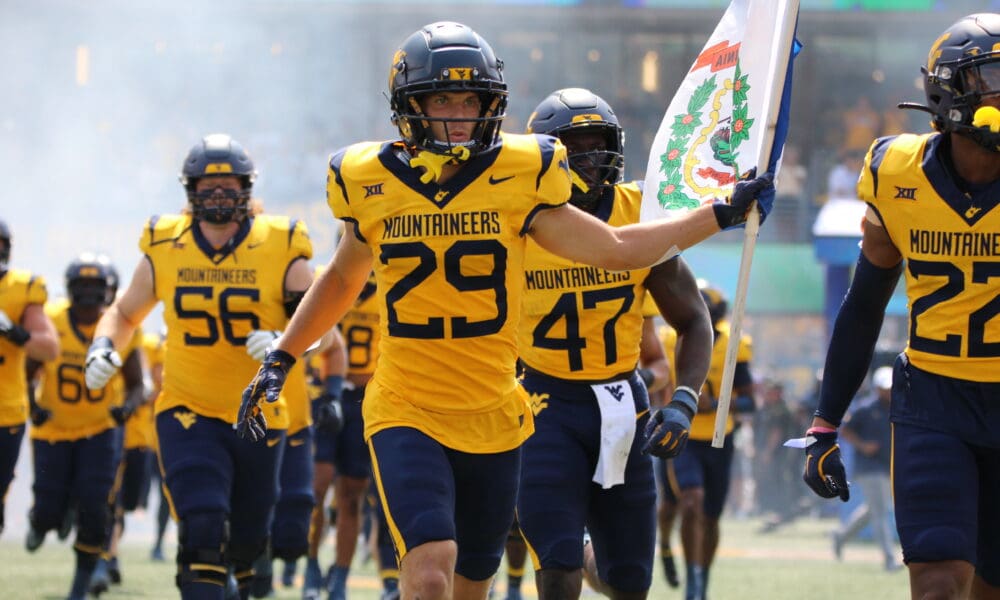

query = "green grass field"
[[0, 515, 908, 599]]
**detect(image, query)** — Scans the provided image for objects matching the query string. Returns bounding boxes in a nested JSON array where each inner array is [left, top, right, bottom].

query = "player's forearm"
[[614, 206, 720, 270], [672, 312, 713, 394], [23, 329, 59, 362], [94, 304, 140, 351], [815, 252, 902, 426], [275, 270, 355, 359]]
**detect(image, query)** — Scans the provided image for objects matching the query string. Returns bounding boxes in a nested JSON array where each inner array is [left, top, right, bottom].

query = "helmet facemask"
[[559, 125, 625, 212], [68, 277, 113, 308], [186, 177, 253, 225]]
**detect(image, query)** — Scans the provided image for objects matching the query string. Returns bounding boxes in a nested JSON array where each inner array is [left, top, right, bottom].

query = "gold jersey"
[[32, 301, 139, 442], [519, 182, 651, 380], [689, 321, 752, 441], [124, 331, 163, 450], [339, 279, 381, 378], [283, 365, 310, 435], [0, 269, 48, 426], [141, 214, 312, 426], [327, 132, 571, 452], [861, 133, 1000, 381]]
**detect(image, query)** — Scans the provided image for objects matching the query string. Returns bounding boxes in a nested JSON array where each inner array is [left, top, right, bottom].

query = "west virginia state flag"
[[641, 0, 800, 222]]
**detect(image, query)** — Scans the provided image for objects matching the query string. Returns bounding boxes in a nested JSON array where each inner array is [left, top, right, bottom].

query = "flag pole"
[[712, 0, 799, 448]]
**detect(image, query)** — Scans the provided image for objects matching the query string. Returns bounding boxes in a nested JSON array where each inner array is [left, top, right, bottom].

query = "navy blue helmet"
[[923, 13, 1000, 151], [65, 253, 116, 308], [179, 134, 256, 224], [526, 88, 624, 212], [389, 22, 507, 157]]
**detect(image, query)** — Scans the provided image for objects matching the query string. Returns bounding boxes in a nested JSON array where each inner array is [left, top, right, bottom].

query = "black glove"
[[312, 375, 344, 435], [0, 309, 30, 346], [30, 404, 51, 427], [802, 428, 850, 502], [641, 386, 698, 459], [237, 349, 296, 442], [109, 404, 134, 426], [711, 169, 775, 230]]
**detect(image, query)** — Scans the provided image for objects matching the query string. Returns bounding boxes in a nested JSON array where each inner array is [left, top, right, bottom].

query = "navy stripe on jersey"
[[923, 134, 1000, 226], [191, 217, 252, 264], [519, 203, 565, 237], [329, 149, 351, 207], [866, 135, 895, 199], [376, 142, 500, 208], [534, 134, 558, 191], [288, 219, 300, 248]]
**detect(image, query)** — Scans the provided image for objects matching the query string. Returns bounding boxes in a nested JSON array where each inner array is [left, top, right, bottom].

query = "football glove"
[[0, 309, 30, 346], [312, 375, 344, 435], [246, 330, 282, 362], [237, 349, 296, 442], [85, 336, 122, 390], [711, 169, 775, 230], [29, 404, 51, 427], [802, 428, 850, 502], [641, 386, 698, 459], [109, 404, 134, 426]]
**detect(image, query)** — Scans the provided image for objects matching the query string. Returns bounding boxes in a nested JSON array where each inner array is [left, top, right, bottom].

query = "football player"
[[84, 134, 314, 600], [25, 253, 144, 600], [670, 282, 754, 600], [0, 219, 59, 538], [801, 13, 1000, 598], [239, 22, 772, 600], [515, 88, 712, 600]]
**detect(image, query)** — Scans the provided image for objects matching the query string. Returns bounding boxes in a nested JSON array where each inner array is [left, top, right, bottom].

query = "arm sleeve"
[[816, 251, 902, 426]]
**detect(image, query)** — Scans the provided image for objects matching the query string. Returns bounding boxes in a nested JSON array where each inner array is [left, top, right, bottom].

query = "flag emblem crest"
[[657, 54, 754, 212]]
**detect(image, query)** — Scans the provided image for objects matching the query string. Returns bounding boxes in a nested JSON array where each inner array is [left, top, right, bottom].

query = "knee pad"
[[178, 512, 229, 568], [75, 500, 112, 550], [226, 538, 267, 571]]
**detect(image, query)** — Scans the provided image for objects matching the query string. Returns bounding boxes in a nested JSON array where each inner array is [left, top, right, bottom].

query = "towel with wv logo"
[[591, 379, 637, 489]]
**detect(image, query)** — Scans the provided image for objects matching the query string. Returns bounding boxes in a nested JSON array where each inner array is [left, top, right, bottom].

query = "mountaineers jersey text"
[[862, 133, 1000, 381], [519, 182, 651, 380], [327, 132, 572, 452], [141, 214, 312, 426]]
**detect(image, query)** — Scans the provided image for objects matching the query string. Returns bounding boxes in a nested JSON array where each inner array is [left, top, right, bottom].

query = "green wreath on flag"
[[657, 59, 753, 210]]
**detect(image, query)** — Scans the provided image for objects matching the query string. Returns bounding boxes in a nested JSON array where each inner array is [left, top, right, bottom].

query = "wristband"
[[806, 426, 837, 435], [669, 386, 700, 417], [5, 325, 30, 346]]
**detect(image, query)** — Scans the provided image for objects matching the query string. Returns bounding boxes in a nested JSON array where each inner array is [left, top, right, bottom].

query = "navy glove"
[[711, 169, 775, 230], [0, 309, 30, 346], [29, 404, 51, 427], [109, 404, 134, 426], [802, 428, 850, 502], [641, 386, 698, 459], [238, 349, 296, 442], [312, 375, 344, 435]]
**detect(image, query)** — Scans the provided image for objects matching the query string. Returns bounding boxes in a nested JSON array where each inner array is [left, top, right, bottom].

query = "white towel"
[[591, 379, 637, 489]]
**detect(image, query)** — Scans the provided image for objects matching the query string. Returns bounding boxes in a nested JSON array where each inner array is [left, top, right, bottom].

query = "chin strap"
[[410, 146, 472, 183]]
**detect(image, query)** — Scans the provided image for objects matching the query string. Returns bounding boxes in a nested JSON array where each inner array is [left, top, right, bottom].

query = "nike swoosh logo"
[[289, 438, 305, 447], [488, 174, 515, 185], [247, 242, 263, 249], [266, 437, 281, 447]]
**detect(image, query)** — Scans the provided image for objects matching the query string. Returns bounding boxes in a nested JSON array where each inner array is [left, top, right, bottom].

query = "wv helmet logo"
[[603, 384, 626, 402], [363, 183, 385, 198], [894, 186, 917, 200]]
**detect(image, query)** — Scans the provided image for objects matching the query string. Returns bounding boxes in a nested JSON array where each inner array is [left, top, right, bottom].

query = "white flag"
[[641, 0, 799, 222]]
